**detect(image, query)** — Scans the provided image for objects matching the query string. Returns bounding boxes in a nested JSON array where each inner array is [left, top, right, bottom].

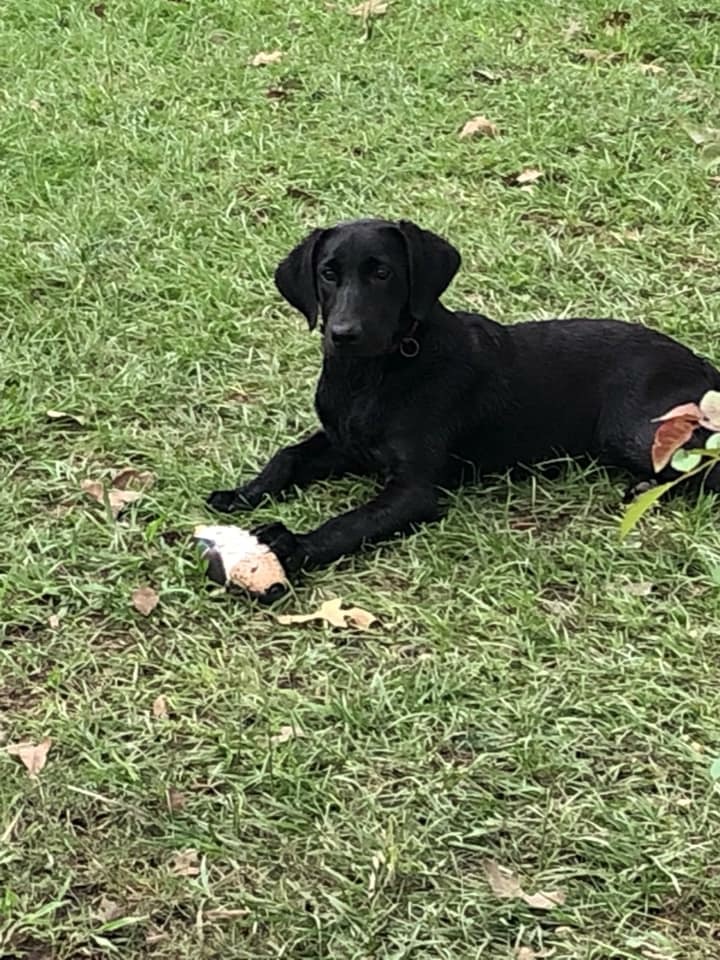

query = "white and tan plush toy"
[[194, 525, 288, 602]]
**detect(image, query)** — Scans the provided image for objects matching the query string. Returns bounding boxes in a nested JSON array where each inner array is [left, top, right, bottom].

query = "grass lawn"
[[2, 0, 720, 956]]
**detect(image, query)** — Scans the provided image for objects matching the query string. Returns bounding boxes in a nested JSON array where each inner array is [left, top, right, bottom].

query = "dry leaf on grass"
[[638, 62, 665, 75], [349, 0, 388, 16], [166, 787, 186, 811], [515, 948, 554, 960], [276, 597, 378, 630], [623, 580, 654, 597], [516, 167, 543, 185], [94, 897, 125, 923], [250, 50, 283, 66], [48, 614, 60, 629], [132, 586, 159, 617], [7, 737, 52, 778], [483, 860, 566, 910], [459, 115, 499, 139], [81, 480, 141, 519], [152, 694, 169, 719], [576, 48, 625, 63], [112, 468, 155, 491], [563, 18, 587, 40], [46, 409, 86, 427], [472, 68, 502, 83], [710, 176, 720, 187], [271, 724, 305, 745], [170, 849, 200, 876]]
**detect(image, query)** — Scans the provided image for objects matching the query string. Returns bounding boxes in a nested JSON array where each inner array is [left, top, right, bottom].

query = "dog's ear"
[[396, 220, 461, 321], [274, 228, 327, 329]]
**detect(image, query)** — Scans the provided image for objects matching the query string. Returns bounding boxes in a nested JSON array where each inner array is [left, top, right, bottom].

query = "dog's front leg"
[[207, 431, 352, 514], [253, 478, 442, 572]]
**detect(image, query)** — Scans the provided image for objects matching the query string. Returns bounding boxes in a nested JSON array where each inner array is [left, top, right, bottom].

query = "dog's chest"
[[315, 369, 386, 467]]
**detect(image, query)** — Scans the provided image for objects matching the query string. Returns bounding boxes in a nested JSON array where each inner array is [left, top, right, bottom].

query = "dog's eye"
[[374, 265, 391, 280], [320, 266, 338, 283]]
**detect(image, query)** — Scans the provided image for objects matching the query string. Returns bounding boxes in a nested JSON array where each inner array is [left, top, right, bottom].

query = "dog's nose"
[[330, 324, 360, 345]]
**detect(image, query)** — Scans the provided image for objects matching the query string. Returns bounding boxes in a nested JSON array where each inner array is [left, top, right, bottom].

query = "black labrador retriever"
[[208, 218, 720, 584]]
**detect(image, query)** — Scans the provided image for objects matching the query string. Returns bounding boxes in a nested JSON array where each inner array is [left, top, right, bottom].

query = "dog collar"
[[399, 320, 420, 358]]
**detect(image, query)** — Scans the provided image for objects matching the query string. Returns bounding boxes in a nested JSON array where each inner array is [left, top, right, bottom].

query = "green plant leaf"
[[706, 432, 720, 450], [619, 480, 677, 540], [671, 449, 702, 472], [710, 757, 720, 781]]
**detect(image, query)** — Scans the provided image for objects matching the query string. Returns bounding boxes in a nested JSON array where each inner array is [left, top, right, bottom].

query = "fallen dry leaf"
[[94, 897, 124, 923], [460, 115, 499, 139], [170, 849, 200, 876], [250, 49, 283, 66], [349, 0, 388, 16], [515, 948, 554, 960], [516, 167, 543, 185], [483, 860, 566, 911], [276, 597, 379, 630], [152, 694, 169, 719], [638, 62, 665, 75], [132, 586, 159, 617], [166, 787, 185, 811], [91, 2, 107, 17], [577, 48, 625, 63], [46, 409, 86, 427], [564, 17, 587, 40], [623, 580, 654, 597], [271, 724, 305, 745], [710, 175, 720, 187], [28, 99, 42, 112], [7, 737, 52, 779], [112, 468, 155, 491], [472, 68, 502, 83], [48, 614, 60, 630], [81, 479, 143, 519]]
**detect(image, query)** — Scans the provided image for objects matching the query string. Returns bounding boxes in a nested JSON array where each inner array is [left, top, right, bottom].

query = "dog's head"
[[274, 218, 461, 357]]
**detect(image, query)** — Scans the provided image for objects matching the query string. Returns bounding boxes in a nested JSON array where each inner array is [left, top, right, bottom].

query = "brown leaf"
[[7, 737, 52, 778], [522, 890, 566, 909], [166, 786, 185, 811], [132, 587, 159, 617], [95, 897, 124, 923], [276, 597, 379, 630], [483, 860, 566, 911], [152, 694, 169, 719], [516, 167, 543, 185], [483, 859, 522, 898], [81, 479, 143, 519], [250, 50, 283, 66], [472, 68, 502, 83], [577, 48, 625, 63], [638, 62, 665, 75], [651, 418, 697, 473], [516, 948, 555, 960], [271, 724, 305, 745], [700, 390, 720, 430], [46, 409, 86, 427], [623, 580, 654, 597], [563, 18, 587, 40], [170, 849, 200, 876], [349, 0, 388, 16], [459, 115, 499, 139], [111, 468, 155, 491]]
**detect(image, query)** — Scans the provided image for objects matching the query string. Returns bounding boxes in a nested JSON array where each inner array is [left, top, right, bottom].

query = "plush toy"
[[194, 525, 288, 602]]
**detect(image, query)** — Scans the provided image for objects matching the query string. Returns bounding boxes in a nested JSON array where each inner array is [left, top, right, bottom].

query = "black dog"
[[208, 218, 720, 583]]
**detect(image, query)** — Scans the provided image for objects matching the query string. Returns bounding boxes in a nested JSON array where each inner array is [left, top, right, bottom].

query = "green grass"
[[2, 0, 720, 957]]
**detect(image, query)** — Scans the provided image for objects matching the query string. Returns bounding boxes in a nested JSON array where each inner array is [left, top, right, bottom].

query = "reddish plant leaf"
[[651, 418, 697, 473], [652, 402, 702, 423]]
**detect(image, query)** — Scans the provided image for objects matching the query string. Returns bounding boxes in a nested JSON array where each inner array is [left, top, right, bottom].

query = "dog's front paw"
[[206, 487, 258, 514], [252, 521, 304, 571]]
